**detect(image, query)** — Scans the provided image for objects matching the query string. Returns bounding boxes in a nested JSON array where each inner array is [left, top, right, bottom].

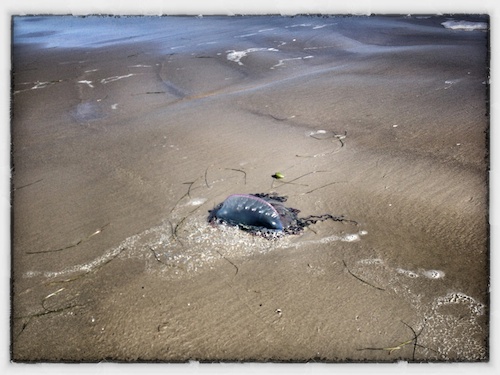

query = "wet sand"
[[11, 15, 488, 361]]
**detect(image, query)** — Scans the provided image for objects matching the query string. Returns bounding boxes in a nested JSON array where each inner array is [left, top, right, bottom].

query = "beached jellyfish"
[[208, 193, 353, 238]]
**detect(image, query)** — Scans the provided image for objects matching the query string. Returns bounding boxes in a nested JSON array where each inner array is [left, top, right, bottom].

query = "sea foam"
[[441, 20, 487, 31], [226, 48, 279, 65]]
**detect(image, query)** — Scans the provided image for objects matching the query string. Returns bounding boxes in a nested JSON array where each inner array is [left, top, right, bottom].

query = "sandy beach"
[[11, 15, 488, 361]]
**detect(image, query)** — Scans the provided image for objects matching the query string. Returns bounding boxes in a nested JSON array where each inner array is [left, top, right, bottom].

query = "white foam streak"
[[78, 80, 94, 88], [32, 82, 51, 89], [234, 33, 258, 38], [186, 198, 208, 206], [100, 74, 135, 84], [286, 24, 312, 28], [226, 48, 279, 65], [23, 245, 127, 279], [14, 80, 62, 94], [271, 55, 313, 69]]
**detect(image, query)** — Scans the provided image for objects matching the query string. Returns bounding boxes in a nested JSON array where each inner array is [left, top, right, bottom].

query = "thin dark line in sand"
[[14, 284, 91, 338], [268, 114, 287, 121], [342, 260, 385, 291], [40, 287, 67, 311], [273, 170, 328, 189], [169, 175, 213, 244], [14, 302, 85, 337], [172, 219, 186, 246], [358, 320, 441, 361], [171, 205, 205, 245], [26, 223, 111, 255], [183, 181, 196, 198], [14, 299, 87, 341], [14, 316, 33, 340], [172, 215, 189, 242], [131, 91, 167, 95], [167, 220, 182, 246], [216, 250, 239, 276], [203, 165, 245, 189], [204, 166, 210, 188], [296, 131, 346, 158], [171, 179, 200, 214], [171, 173, 214, 213], [225, 168, 247, 185], [246, 109, 289, 122], [14, 178, 44, 191], [40, 288, 84, 317], [301, 181, 347, 195]]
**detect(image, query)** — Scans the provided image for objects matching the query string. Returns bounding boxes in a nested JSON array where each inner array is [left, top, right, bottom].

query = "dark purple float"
[[208, 193, 352, 238]]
